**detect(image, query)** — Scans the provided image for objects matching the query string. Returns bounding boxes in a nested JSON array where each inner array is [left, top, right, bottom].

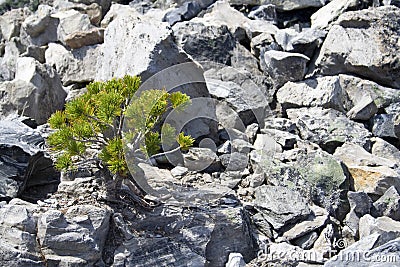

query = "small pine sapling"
[[47, 75, 194, 205]]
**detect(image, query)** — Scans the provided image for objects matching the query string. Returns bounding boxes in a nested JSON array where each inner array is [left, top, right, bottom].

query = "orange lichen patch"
[[349, 167, 381, 192]]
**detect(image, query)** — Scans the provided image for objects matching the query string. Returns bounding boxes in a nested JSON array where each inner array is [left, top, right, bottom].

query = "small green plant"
[[47, 75, 194, 201]]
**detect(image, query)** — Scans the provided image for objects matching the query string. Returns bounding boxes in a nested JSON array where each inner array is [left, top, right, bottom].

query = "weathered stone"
[[253, 134, 282, 154], [37, 205, 111, 266], [359, 215, 400, 246], [231, 139, 253, 154], [64, 27, 104, 49], [372, 186, 400, 221], [97, 7, 217, 139], [261, 129, 298, 149], [248, 4, 277, 24], [371, 114, 398, 139], [0, 37, 24, 81], [334, 142, 397, 169], [21, 45, 46, 63], [261, 50, 309, 89], [0, 57, 66, 124], [277, 205, 328, 242], [20, 5, 58, 46], [206, 77, 269, 128], [219, 152, 248, 171], [53, 1, 103, 26], [371, 137, 400, 165], [45, 43, 100, 85], [163, 0, 214, 25], [348, 165, 400, 196], [287, 107, 372, 152], [173, 21, 236, 65], [219, 171, 244, 188], [228, 0, 326, 11], [52, 9, 94, 47], [113, 206, 256, 266], [0, 119, 59, 200], [311, 0, 368, 30], [226, 253, 246, 267], [292, 231, 319, 250], [183, 148, 221, 172], [263, 117, 297, 133], [0, 8, 30, 41], [250, 32, 276, 58], [254, 185, 312, 230], [277, 76, 346, 112], [339, 74, 400, 110], [315, 6, 400, 88], [0, 203, 44, 267], [192, 1, 278, 41], [170, 166, 188, 178], [346, 95, 378, 121], [324, 233, 380, 267]]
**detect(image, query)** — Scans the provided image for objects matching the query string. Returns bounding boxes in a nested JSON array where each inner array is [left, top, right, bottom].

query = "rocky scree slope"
[[1, 0, 400, 266]]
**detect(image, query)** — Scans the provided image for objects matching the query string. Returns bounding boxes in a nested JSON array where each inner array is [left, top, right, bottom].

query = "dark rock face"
[[0, 119, 59, 201], [112, 206, 257, 267]]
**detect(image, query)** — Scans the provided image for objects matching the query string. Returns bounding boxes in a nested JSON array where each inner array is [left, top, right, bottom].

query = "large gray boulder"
[[276, 76, 347, 112], [286, 107, 372, 152], [0, 57, 66, 124], [45, 43, 100, 86], [172, 21, 236, 66], [311, 0, 369, 30], [97, 7, 217, 139], [0, 202, 44, 267], [113, 206, 257, 266], [315, 6, 400, 88], [261, 50, 309, 89], [0, 8, 30, 41], [37, 205, 111, 266], [20, 5, 59, 47], [253, 185, 312, 230], [52, 9, 103, 49]]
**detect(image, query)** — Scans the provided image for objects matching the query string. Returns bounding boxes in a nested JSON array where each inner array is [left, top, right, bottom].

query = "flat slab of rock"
[[253, 185, 312, 230]]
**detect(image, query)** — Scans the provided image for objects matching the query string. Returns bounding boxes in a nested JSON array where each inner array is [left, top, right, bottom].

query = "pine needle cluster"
[[47, 75, 194, 181]]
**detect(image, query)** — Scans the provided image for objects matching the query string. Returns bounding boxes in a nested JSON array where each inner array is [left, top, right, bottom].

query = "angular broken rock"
[[45, 43, 100, 85], [0, 203, 43, 266], [0, 57, 66, 124], [276, 75, 346, 112], [20, 5, 58, 47], [37, 205, 111, 266], [359, 215, 400, 246], [287, 107, 372, 152], [253, 185, 312, 230], [97, 6, 217, 139], [64, 27, 104, 49], [261, 50, 309, 89], [372, 186, 400, 221], [346, 95, 378, 121], [0, 119, 59, 200], [229, 0, 326, 11], [315, 6, 400, 88], [277, 205, 328, 242], [371, 114, 398, 139], [348, 165, 400, 196]]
